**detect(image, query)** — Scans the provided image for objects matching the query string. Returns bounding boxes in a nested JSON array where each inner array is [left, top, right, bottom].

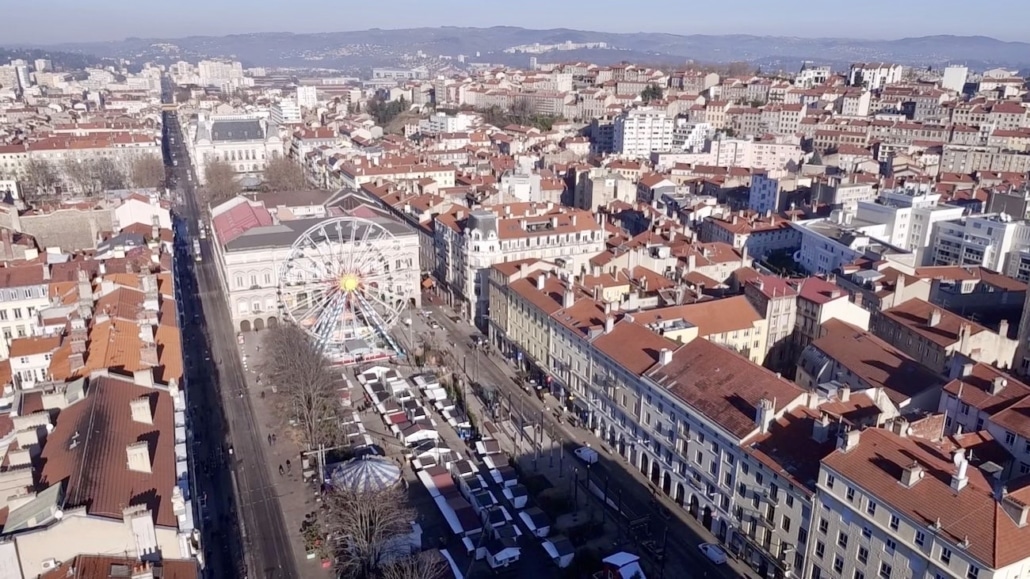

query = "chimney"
[[126, 441, 152, 473], [900, 461, 925, 487], [68, 352, 85, 374], [755, 398, 775, 434], [812, 414, 831, 443], [991, 376, 1009, 396], [951, 449, 969, 492], [659, 348, 673, 366], [928, 308, 942, 328], [838, 385, 851, 402], [0, 228, 12, 261], [131, 562, 156, 579], [604, 316, 614, 334], [961, 362, 975, 377], [130, 396, 153, 425], [535, 275, 545, 291], [133, 368, 154, 388], [1000, 319, 1010, 337], [687, 254, 697, 271], [563, 287, 575, 308], [837, 428, 861, 453]]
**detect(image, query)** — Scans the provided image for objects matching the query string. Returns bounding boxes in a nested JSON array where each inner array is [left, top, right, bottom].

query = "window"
[[885, 538, 896, 553], [782, 516, 791, 532], [858, 546, 868, 564], [786, 494, 794, 508], [0, 310, 6, 320], [833, 556, 844, 574], [819, 518, 829, 534], [798, 527, 808, 545], [862, 526, 872, 539], [866, 501, 877, 516], [846, 486, 855, 501], [1006, 431, 1017, 445], [837, 531, 849, 549], [967, 565, 980, 579], [940, 547, 952, 564], [854, 572, 865, 579], [826, 474, 836, 489], [879, 562, 892, 579], [12, 308, 21, 319], [889, 515, 899, 531], [915, 530, 926, 547], [815, 541, 825, 559]]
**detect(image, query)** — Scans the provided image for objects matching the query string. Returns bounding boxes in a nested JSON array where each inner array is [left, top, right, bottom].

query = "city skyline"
[[6, 0, 1030, 45]]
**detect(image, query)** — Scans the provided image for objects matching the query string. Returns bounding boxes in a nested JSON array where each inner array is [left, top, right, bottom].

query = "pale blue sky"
[[5, 0, 1029, 45]]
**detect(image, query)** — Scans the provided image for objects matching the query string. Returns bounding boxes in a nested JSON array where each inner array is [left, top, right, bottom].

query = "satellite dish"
[[53, 510, 63, 520]]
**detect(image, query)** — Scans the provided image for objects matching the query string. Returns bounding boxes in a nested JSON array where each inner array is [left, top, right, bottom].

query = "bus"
[[193, 239, 202, 262]]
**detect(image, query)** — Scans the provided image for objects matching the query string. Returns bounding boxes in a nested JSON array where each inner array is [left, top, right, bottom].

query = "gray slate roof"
[[211, 119, 264, 142], [225, 215, 414, 253]]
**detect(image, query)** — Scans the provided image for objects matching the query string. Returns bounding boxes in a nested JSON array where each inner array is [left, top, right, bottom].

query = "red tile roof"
[[212, 201, 273, 245], [646, 339, 805, 439], [39, 374, 179, 527]]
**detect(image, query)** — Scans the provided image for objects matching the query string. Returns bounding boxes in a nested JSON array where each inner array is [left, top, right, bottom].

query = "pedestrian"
[[286, 459, 292, 472], [278, 464, 285, 476], [267, 433, 273, 446]]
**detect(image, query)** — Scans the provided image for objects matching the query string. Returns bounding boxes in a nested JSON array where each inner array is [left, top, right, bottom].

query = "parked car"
[[573, 446, 599, 464], [699, 543, 728, 565]]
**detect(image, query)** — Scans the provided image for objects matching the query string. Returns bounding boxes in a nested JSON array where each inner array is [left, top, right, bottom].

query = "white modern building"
[[0, 263, 50, 358], [848, 63, 904, 90], [930, 213, 1030, 278], [941, 65, 969, 93], [198, 59, 244, 88], [792, 217, 916, 275], [188, 113, 283, 186], [419, 112, 477, 135], [854, 185, 966, 265], [296, 85, 318, 110], [270, 100, 302, 125], [613, 108, 675, 157]]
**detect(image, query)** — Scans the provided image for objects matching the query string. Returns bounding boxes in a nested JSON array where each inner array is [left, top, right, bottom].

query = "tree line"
[[15, 154, 166, 202], [202, 156, 312, 205]]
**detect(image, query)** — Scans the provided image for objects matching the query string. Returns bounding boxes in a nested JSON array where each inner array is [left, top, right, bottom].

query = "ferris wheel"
[[277, 216, 413, 353]]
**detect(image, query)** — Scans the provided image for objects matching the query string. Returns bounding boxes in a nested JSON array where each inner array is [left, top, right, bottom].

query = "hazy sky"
[[7, 0, 1030, 45]]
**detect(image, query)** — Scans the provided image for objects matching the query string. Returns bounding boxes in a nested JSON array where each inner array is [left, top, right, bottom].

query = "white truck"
[[192, 239, 202, 262]]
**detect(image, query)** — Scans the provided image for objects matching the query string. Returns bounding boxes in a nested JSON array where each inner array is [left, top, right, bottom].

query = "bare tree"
[[204, 158, 239, 203], [260, 323, 343, 450], [262, 157, 310, 192], [324, 486, 417, 579], [130, 155, 166, 189], [62, 157, 126, 195], [22, 159, 61, 202], [93, 158, 126, 191], [63, 158, 101, 195], [378, 550, 449, 579]]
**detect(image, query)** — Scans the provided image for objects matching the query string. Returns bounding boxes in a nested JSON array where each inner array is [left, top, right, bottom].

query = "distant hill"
[[13, 27, 1030, 71]]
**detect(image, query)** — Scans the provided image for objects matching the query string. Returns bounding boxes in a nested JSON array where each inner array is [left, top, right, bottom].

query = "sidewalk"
[[241, 333, 333, 578]]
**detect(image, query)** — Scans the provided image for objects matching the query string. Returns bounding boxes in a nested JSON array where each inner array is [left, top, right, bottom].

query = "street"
[[163, 78, 298, 579]]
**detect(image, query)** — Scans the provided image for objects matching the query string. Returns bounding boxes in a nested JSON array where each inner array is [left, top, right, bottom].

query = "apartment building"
[[871, 298, 1018, 374], [792, 218, 915, 276], [700, 213, 801, 260], [793, 276, 871, 354], [613, 108, 675, 157], [796, 319, 942, 412], [930, 213, 1030, 280], [816, 426, 1030, 579], [854, 186, 966, 266], [487, 265, 832, 577], [834, 261, 932, 312], [631, 296, 769, 364], [0, 263, 50, 358], [745, 276, 799, 372], [434, 203, 605, 325], [847, 63, 904, 90]]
